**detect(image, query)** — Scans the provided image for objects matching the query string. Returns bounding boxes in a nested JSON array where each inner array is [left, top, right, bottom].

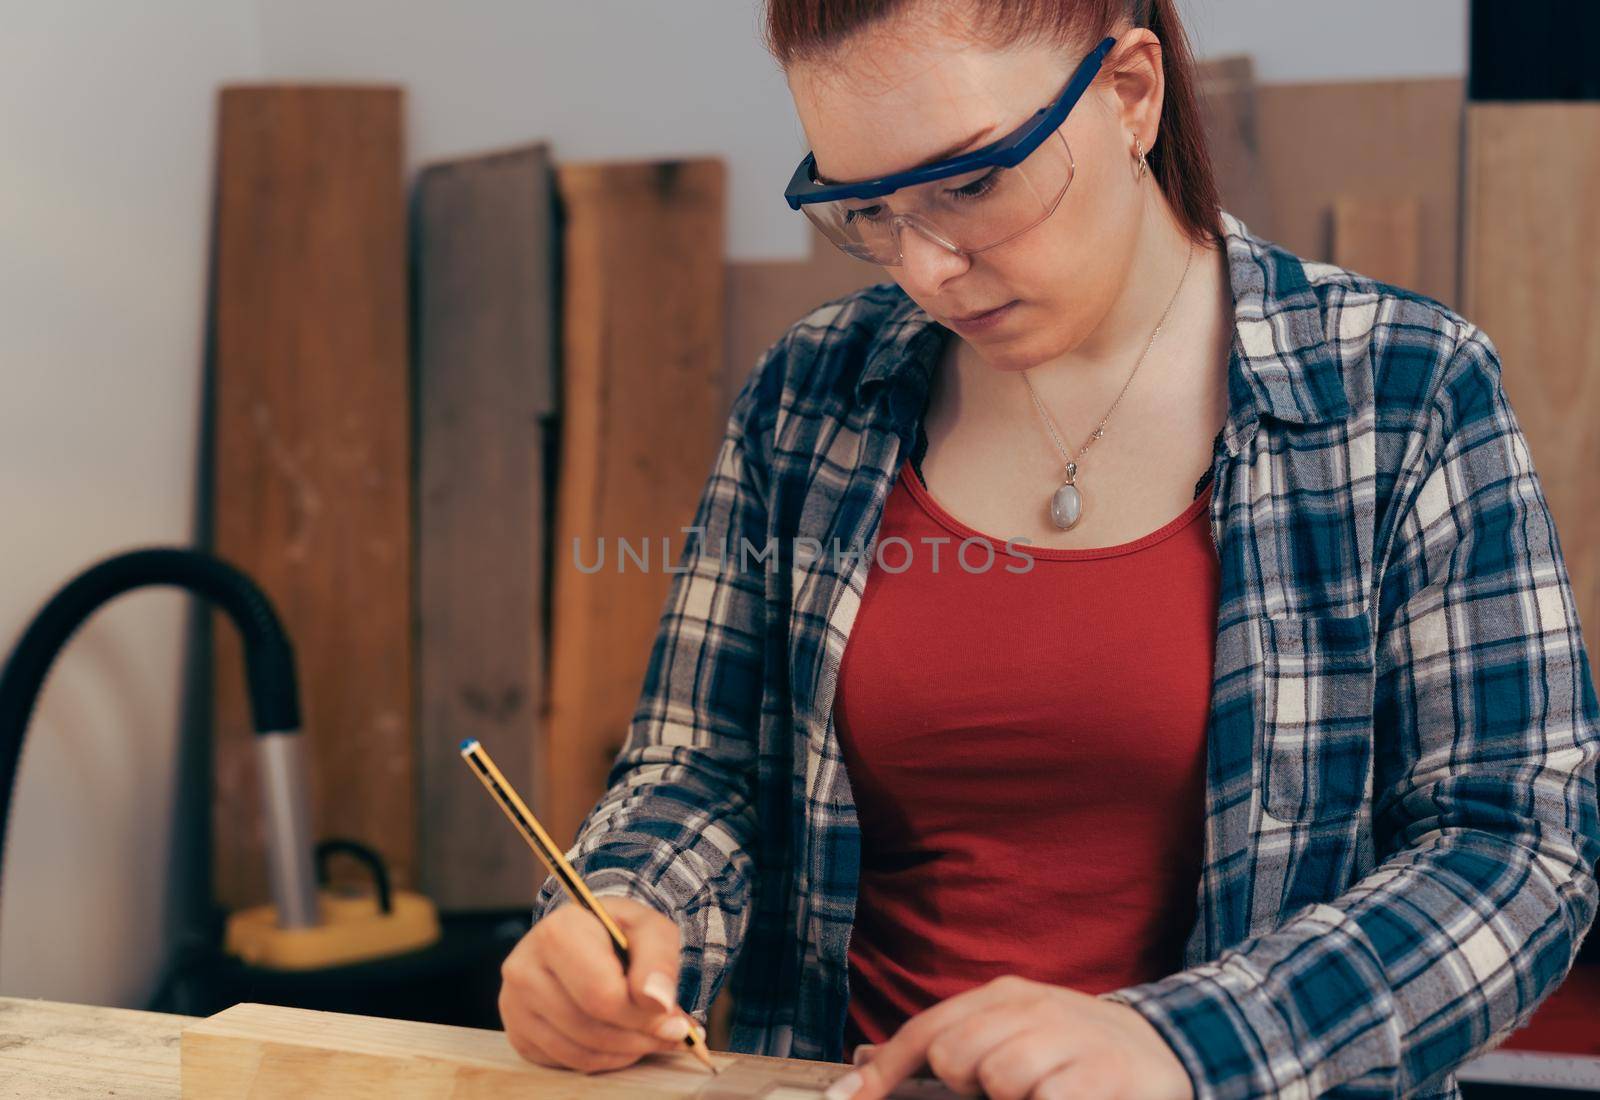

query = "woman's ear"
[[1105, 28, 1166, 158]]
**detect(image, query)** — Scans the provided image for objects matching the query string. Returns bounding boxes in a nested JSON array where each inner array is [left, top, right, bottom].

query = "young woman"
[[499, 3, 1600, 1098]]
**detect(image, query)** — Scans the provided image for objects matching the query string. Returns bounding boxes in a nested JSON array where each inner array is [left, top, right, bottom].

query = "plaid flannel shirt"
[[534, 210, 1600, 1099]]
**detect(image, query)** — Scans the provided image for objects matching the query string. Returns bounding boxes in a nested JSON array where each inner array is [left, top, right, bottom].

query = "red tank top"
[[835, 460, 1218, 1060]]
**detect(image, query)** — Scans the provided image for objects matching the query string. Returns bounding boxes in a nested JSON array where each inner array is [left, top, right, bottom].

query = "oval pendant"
[[1050, 482, 1083, 530]]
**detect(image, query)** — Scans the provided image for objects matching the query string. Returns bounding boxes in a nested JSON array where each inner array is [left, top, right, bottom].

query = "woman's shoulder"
[[1225, 211, 1504, 436], [728, 280, 932, 443]]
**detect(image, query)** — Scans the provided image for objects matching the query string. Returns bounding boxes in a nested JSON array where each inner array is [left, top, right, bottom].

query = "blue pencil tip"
[[460, 738, 479, 752]]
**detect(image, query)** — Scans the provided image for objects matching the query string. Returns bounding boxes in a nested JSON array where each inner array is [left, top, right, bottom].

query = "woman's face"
[[787, 15, 1157, 371]]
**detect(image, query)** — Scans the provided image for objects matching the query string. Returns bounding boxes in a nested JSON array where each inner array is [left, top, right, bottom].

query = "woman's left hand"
[[827, 975, 1195, 1100]]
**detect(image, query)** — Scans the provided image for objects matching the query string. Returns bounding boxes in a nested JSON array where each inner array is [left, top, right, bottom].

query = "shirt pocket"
[[1257, 610, 1376, 822]]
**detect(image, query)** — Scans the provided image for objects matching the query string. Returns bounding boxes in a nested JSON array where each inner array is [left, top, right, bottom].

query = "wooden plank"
[[210, 86, 414, 908], [414, 144, 558, 911], [0, 997, 184, 1097], [1255, 78, 1464, 308], [1, 998, 951, 1099], [543, 160, 727, 850], [179, 1002, 840, 1099], [1330, 196, 1423, 290], [1462, 103, 1600, 665]]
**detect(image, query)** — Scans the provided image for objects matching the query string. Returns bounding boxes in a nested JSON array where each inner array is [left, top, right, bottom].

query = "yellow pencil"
[[459, 738, 719, 1075]]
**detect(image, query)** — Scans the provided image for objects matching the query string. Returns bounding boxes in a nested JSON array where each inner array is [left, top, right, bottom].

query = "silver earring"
[[1133, 137, 1149, 181]]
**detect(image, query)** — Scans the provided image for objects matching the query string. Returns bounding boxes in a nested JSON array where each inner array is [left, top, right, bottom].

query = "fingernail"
[[654, 1014, 690, 1041], [852, 1044, 876, 1066], [642, 972, 677, 1013], [825, 1070, 862, 1100]]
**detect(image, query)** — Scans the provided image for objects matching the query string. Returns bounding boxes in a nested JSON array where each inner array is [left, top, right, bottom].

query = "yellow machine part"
[[225, 889, 442, 970]]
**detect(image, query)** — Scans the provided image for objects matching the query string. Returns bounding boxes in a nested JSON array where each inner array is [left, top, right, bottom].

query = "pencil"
[[459, 738, 719, 1075]]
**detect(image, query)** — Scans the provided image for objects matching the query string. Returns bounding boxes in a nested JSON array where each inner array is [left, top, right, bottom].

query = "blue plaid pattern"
[[533, 210, 1600, 1098]]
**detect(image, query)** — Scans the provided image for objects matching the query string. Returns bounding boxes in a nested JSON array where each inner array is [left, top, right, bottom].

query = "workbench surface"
[[0, 996, 185, 1097], [0, 997, 889, 1099]]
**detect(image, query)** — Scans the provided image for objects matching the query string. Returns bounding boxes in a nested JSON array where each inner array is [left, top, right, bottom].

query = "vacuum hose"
[[0, 547, 318, 928]]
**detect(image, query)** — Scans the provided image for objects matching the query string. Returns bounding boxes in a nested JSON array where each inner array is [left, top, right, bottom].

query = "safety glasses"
[[783, 36, 1116, 266]]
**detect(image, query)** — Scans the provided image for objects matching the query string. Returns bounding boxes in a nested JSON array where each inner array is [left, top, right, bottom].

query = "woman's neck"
[[943, 201, 1225, 416], [928, 201, 1232, 463]]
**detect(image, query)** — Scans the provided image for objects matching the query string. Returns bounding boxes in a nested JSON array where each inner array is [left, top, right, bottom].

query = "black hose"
[[316, 838, 393, 915], [0, 547, 301, 900]]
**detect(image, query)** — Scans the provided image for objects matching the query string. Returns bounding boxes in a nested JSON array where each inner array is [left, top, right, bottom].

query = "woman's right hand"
[[500, 895, 694, 1074]]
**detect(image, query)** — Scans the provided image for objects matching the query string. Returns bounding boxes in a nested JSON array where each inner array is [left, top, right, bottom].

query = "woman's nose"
[[893, 217, 969, 291]]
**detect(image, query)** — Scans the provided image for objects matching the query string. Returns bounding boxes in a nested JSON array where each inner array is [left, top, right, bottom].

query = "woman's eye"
[[842, 204, 885, 225], [950, 170, 1001, 200]]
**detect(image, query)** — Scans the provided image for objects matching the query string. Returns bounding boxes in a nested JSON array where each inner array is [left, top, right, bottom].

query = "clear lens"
[[801, 130, 1074, 265]]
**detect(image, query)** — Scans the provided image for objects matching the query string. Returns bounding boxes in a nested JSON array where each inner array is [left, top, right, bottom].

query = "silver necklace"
[[1021, 238, 1195, 530]]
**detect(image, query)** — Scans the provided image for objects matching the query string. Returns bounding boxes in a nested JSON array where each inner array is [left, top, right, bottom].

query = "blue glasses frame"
[[783, 35, 1117, 211]]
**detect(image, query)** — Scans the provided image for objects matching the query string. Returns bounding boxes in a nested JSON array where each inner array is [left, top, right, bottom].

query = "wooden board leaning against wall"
[[1463, 102, 1600, 665], [414, 144, 559, 913], [209, 87, 414, 910], [543, 159, 728, 851]]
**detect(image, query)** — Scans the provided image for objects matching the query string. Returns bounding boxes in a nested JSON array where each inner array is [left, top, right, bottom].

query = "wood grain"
[[0, 997, 860, 1099], [209, 86, 413, 908], [0, 997, 183, 1097], [1254, 78, 1463, 306], [414, 144, 558, 911], [179, 1002, 834, 1099], [543, 159, 727, 850], [1462, 103, 1600, 663], [1330, 196, 1423, 290]]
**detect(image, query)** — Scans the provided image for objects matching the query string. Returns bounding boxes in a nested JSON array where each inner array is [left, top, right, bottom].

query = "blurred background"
[[0, 0, 1595, 1072]]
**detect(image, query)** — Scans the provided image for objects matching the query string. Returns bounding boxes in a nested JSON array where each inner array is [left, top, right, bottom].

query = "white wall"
[[255, 0, 807, 261], [0, 1, 260, 1005], [1180, 0, 1466, 85], [0, 0, 1465, 1009]]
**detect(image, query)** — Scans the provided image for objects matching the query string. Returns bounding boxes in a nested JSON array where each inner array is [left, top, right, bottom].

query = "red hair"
[[761, 0, 1223, 248]]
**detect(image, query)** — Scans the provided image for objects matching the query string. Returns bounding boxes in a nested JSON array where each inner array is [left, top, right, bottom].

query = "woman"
[[500, 2, 1600, 1098]]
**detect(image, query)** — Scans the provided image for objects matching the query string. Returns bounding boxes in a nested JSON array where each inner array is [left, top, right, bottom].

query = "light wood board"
[[1330, 195, 1423, 290], [209, 86, 414, 907], [1462, 103, 1600, 663], [1, 997, 947, 1100], [414, 143, 558, 911], [179, 1002, 849, 1099], [543, 159, 727, 849], [0, 997, 183, 1098], [1254, 77, 1463, 307]]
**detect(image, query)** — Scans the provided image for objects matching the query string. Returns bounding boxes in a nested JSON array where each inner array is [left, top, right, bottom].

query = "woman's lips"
[[948, 300, 1018, 332]]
